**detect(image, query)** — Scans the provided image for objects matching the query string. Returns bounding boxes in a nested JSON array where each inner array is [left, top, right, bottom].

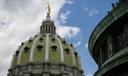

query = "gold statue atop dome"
[[47, 2, 51, 16]]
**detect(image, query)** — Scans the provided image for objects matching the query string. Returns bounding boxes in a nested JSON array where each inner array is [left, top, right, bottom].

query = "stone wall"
[[8, 63, 83, 76]]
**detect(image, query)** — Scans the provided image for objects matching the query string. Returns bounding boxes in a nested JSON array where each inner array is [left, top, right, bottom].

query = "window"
[[29, 39, 32, 43], [65, 48, 69, 54], [51, 38, 55, 42], [35, 35, 38, 37], [39, 38, 43, 41], [70, 44, 73, 47], [21, 42, 24, 46], [24, 47, 29, 53], [74, 52, 78, 58], [16, 51, 19, 56], [37, 45, 43, 51], [62, 40, 66, 44], [51, 46, 57, 52], [57, 35, 60, 38]]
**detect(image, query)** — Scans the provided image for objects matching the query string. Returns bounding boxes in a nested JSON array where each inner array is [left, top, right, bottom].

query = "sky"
[[0, 0, 117, 76]]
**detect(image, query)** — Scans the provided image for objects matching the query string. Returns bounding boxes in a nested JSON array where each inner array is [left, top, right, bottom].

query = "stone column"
[[107, 35, 113, 58], [42, 71, 50, 76], [99, 48, 103, 65], [62, 72, 69, 76], [60, 64, 65, 73], [72, 67, 77, 76], [24, 74, 31, 76]]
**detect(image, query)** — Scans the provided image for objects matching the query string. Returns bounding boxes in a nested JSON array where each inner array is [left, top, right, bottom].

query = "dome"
[[8, 4, 83, 76], [10, 34, 81, 69]]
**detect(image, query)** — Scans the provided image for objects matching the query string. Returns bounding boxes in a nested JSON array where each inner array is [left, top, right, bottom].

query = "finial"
[[47, 2, 51, 16]]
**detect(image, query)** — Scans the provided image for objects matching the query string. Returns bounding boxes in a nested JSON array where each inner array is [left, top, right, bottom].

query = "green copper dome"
[[10, 8, 82, 70], [11, 34, 81, 69], [8, 4, 84, 76]]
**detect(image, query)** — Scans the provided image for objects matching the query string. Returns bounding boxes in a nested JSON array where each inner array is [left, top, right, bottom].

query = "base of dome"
[[8, 63, 83, 76]]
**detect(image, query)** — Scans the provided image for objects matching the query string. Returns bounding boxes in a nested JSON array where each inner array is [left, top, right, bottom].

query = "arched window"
[[51, 38, 55, 42], [39, 38, 43, 41], [35, 35, 38, 37], [16, 51, 19, 56], [37, 45, 43, 51], [74, 52, 78, 58], [51, 46, 57, 52], [29, 39, 32, 43], [24, 47, 29, 53], [65, 48, 70, 54], [21, 42, 24, 46], [70, 44, 73, 47], [57, 35, 60, 38], [62, 40, 66, 44]]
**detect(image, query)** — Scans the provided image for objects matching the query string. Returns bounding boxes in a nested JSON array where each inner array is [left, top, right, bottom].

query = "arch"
[[37, 45, 43, 51], [24, 47, 30, 53], [51, 46, 57, 52], [33, 45, 44, 62], [70, 44, 73, 47], [51, 38, 56, 42], [65, 48, 70, 54], [21, 42, 24, 46], [29, 39, 33, 43], [20, 47, 30, 64], [49, 45, 60, 63], [39, 38, 43, 41], [74, 52, 78, 58], [16, 51, 19, 56], [62, 40, 66, 44]]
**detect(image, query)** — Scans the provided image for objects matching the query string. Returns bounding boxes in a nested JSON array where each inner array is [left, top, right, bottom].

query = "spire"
[[40, 3, 56, 34], [46, 2, 51, 21], [47, 3, 51, 17]]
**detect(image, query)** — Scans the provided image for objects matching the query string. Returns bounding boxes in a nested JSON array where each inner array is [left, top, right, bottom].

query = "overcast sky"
[[0, 0, 117, 76]]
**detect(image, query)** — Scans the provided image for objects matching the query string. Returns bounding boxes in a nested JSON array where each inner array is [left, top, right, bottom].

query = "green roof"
[[11, 33, 82, 69]]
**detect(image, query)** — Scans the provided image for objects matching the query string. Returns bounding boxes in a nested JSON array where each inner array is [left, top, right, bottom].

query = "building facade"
[[88, 0, 128, 76], [8, 5, 84, 76]]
